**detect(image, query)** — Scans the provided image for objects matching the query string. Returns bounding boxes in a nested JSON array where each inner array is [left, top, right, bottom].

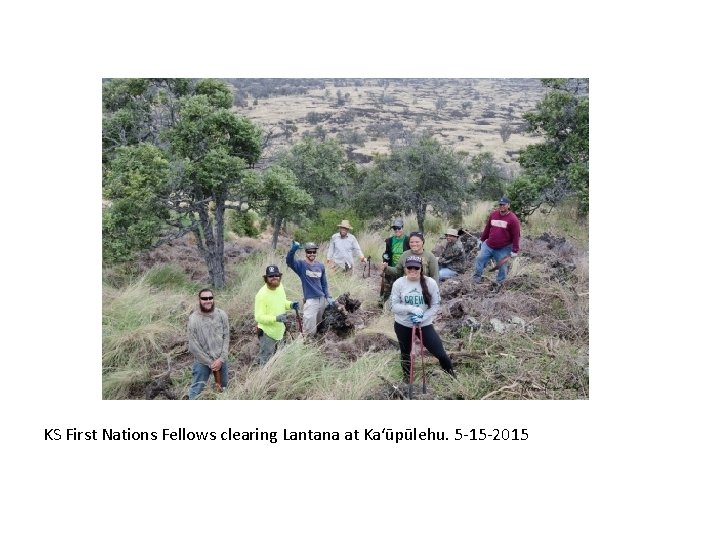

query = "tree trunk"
[[416, 203, 427, 234], [271, 215, 282, 250], [195, 201, 226, 289]]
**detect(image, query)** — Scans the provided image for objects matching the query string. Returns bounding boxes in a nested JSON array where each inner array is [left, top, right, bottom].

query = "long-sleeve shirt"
[[326, 232, 364, 267], [390, 276, 441, 328], [187, 309, 230, 367], [480, 210, 521, 252], [254, 283, 292, 341], [286, 244, 330, 300], [436, 239, 466, 273], [385, 249, 439, 282]]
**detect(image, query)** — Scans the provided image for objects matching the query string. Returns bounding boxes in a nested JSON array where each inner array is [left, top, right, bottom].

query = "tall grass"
[[102, 274, 192, 398], [102, 198, 589, 399], [228, 340, 396, 400]]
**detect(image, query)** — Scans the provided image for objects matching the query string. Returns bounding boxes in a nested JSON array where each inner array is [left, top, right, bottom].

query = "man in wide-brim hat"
[[435, 227, 466, 282], [326, 218, 366, 271]]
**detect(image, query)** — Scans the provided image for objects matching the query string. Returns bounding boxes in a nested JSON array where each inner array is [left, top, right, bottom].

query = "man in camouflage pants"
[[435, 228, 466, 281]]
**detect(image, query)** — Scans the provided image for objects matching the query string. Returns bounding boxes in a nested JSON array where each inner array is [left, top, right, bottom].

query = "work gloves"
[[291, 240, 301, 249], [276, 314, 288, 323], [291, 301, 300, 311], [510, 252, 518, 258], [410, 314, 423, 325], [326, 297, 335, 306]]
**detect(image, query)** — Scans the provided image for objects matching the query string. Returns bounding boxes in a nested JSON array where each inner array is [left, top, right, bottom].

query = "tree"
[[277, 138, 349, 213], [357, 136, 470, 232], [470, 151, 510, 201], [512, 78, 589, 219], [102, 78, 264, 288], [252, 166, 313, 249], [499, 122, 513, 143]]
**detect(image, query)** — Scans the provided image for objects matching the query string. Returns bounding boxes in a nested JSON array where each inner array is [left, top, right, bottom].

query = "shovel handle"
[[213, 369, 222, 391]]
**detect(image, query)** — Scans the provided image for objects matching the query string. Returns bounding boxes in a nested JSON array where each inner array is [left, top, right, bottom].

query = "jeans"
[[438, 267, 459, 281], [188, 360, 228, 399], [474, 243, 512, 283]]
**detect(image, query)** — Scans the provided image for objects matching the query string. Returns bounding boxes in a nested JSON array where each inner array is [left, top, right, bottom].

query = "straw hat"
[[337, 219, 353, 230]]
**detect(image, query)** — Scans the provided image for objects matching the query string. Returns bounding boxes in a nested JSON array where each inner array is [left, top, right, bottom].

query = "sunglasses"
[[200, 296, 214, 301], [306, 250, 317, 255], [392, 227, 402, 231], [405, 266, 421, 271]]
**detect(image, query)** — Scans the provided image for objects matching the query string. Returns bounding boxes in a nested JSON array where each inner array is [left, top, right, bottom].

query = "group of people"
[[185, 198, 520, 398]]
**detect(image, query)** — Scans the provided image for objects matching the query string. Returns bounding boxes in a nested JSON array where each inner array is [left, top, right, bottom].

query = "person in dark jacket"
[[379, 218, 410, 306], [472, 196, 521, 291]]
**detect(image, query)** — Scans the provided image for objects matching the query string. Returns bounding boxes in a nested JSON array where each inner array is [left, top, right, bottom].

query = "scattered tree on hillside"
[[252, 166, 313, 249], [509, 78, 589, 221], [499, 122, 513, 143], [102, 78, 263, 288], [277, 137, 349, 214], [356, 136, 470, 232], [470, 152, 510, 201]]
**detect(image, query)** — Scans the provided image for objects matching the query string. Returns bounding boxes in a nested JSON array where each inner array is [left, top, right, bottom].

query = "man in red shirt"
[[473, 196, 521, 291]]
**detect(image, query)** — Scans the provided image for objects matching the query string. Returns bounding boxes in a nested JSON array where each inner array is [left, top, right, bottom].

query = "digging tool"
[[294, 306, 304, 338], [418, 325, 426, 394], [362, 256, 371, 278], [409, 323, 427, 398], [379, 253, 390, 299], [213, 369, 222, 392], [409, 328, 415, 400], [489, 254, 512, 272]]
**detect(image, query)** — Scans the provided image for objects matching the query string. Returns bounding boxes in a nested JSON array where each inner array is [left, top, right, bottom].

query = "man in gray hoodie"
[[186, 288, 230, 399]]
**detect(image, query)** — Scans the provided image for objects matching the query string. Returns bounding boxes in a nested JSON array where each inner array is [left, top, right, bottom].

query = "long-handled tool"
[[213, 369, 222, 392], [418, 325, 426, 394], [409, 324, 427, 398], [409, 326, 415, 400], [489, 254, 512, 272], [294, 306, 304, 338], [362, 256, 371, 278]]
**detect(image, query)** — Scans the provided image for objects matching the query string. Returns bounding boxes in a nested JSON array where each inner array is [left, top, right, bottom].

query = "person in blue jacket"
[[286, 240, 334, 336]]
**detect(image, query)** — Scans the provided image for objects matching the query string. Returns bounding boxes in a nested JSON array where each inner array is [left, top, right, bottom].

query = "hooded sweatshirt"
[[390, 275, 441, 328]]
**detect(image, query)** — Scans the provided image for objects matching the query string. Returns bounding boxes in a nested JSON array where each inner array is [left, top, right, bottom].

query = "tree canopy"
[[509, 78, 589, 221], [356, 136, 470, 232], [102, 78, 263, 288]]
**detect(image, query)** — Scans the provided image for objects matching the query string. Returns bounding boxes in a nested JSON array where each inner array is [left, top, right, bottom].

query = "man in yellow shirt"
[[254, 265, 300, 366]]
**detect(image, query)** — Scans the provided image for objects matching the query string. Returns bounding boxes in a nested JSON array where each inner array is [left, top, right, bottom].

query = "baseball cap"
[[405, 255, 423, 268], [498, 196, 510, 205], [264, 265, 282, 277], [391, 219, 404, 229]]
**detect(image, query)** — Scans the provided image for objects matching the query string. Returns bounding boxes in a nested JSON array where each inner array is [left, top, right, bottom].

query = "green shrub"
[[293, 208, 364, 244], [227, 208, 260, 237]]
